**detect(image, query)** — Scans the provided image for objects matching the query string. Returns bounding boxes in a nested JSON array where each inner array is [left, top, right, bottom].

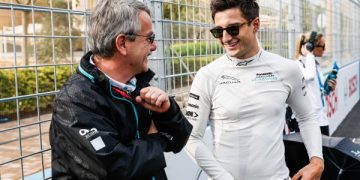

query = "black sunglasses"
[[210, 22, 249, 38], [126, 33, 155, 44]]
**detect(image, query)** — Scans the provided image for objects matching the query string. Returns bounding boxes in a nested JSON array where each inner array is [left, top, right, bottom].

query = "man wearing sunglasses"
[[185, 0, 324, 179], [50, 0, 192, 179]]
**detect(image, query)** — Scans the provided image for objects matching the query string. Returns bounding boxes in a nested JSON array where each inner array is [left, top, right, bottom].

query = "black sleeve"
[[50, 86, 167, 179], [151, 97, 193, 153]]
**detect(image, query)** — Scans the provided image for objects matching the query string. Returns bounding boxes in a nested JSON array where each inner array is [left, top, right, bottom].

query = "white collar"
[[90, 55, 137, 92], [227, 49, 263, 66]]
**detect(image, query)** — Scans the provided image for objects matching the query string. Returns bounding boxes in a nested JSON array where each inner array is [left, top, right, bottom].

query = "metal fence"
[[0, 0, 359, 179]]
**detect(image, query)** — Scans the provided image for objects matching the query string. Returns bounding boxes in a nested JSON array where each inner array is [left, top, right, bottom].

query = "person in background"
[[294, 31, 337, 136], [184, 0, 324, 179], [49, 0, 192, 179]]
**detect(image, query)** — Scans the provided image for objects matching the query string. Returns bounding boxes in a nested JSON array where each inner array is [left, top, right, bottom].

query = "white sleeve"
[[286, 65, 323, 160], [300, 54, 317, 81], [184, 70, 234, 180]]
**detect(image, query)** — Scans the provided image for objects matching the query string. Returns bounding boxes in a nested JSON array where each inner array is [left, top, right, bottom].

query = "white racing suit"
[[185, 50, 323, 180]]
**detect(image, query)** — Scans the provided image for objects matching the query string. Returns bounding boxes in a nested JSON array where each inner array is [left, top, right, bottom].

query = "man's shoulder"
[[262, 51, 298, 69], [199, 55, 227, 72], [262, 50, 289, 61], [57, 74, 99, 101], [260, 51, 302, 83], [195, 55, 228, 80]]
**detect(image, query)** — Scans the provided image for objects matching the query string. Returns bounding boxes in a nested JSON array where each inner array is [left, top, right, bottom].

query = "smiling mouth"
[[224, 40, 240, 47]]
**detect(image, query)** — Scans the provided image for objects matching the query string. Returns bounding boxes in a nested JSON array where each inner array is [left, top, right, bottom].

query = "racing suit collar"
[[226, 49, 263, 66]]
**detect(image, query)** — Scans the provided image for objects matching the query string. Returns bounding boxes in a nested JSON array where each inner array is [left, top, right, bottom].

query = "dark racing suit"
[[50, 52, 192, 180]]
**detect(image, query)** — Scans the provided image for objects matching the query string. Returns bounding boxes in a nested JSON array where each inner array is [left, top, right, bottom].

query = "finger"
[[140, 87, 151, 99], [140, 98, 170, 113], [140, 87, 151, 94], [135, 96, 142, 103], [139, 100, 157, 111], [292, 172, 302, 180], [144, 89, 153, 99], [146, 91, 158, 104], [155, 94, 167, 107], [150, 92, 161, 105], [142, 90, 155, 104]]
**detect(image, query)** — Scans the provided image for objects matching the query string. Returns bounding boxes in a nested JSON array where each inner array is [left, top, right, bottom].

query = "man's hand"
[[292, 157, 324, 180], [135, 87, 171, 113]]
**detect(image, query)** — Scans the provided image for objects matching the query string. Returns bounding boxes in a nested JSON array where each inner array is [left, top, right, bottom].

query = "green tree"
[[36, 1, 81, 64]]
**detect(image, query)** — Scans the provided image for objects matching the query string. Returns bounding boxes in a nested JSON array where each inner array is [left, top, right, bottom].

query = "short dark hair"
[[210, 0, 259, 21]]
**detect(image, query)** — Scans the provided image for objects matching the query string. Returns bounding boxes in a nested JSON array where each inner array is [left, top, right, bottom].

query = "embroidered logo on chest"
[[219, 75, 241, 84], [253, 72, 279, 82], [236, 59, 254, 66]]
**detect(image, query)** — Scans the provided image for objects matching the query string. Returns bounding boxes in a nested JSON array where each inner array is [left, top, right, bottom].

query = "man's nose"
[[222, 30, 233, 42], [150, 41, 157, 51]]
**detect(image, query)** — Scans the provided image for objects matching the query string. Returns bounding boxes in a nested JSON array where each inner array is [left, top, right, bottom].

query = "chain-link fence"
[[0, 0, 359, 179]]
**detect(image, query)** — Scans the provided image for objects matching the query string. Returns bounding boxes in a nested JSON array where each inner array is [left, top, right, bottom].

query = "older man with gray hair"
[[49, 0, 192, 179]]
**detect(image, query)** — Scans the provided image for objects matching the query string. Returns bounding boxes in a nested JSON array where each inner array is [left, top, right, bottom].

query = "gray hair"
[[88, 0, 151, 57]]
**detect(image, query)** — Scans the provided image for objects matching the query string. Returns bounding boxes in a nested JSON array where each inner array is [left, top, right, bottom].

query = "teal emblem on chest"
[[253, 72, 279, 82]]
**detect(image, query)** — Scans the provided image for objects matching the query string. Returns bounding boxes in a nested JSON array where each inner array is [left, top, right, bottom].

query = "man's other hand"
[[292, 156, 324, 180]]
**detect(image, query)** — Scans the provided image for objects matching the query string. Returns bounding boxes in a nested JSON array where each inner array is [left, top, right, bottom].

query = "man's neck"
[[93, 54, 134, 84], [237, 45, 260, 60]]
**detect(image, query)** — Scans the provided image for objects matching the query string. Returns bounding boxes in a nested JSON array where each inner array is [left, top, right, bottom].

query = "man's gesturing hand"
[[135, 87, 171, 113], [292, 157, 324, 180]]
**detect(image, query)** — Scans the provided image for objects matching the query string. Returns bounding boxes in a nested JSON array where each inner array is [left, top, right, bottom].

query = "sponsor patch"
[[79, 128, 98, 139], [188, 103, 199, 109], [236, 59, 254, 66], [189, 93, 200, 100], [185, 110, 199, 120], [219, 75, 241, 84], [253, 72, 279, 82], [90, 136, 106, 151]]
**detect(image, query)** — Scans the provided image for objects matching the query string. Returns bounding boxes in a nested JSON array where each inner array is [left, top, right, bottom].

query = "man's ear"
[[253, 17, 260, 33], [115, 34, 127, 55]]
